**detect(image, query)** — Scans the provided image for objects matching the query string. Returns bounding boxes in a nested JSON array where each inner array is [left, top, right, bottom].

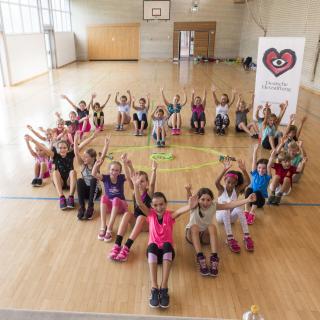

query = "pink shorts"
[[101, 195, 128, 214], [77, 116, 91, 132]]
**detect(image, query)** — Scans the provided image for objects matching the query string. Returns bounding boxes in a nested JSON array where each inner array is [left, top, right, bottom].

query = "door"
[[44, 31, 56, 69], [172, 30, 180, 61], [194, 31, 209, 58]]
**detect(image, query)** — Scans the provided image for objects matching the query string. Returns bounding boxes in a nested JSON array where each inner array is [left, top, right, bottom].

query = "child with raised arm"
[[151, 105, 169, 147], [132, 94, 150, 136], [114, 90, 132, 131], [261, 101, 287, 151], [74, 131, 105, 220], [161, 88, 187, 135], [244, 144, 272, 225], [212, 85, 236, 135], [215, 159, 254, 253], [235, 93, 259, 138], [27, 125, 55, 149], [190, 89, 206, 134], [132, 173, 198, 309], [93, 144, 129, 242], [61, 93, 92, 134], [55, 111, 79, 146], [24, 135, 51, 187], [268, 150, 306, 205], [92, 94, 111, 131], [109, 157, 157, 262]]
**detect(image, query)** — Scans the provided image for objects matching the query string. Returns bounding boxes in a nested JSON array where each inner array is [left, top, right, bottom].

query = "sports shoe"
[[149, 288, 160, 308], [220, 128, 225, 135], [31, 178, 38, 187], [97, 228, 106, 240], [139, 130, 144, 136], [104, 231, 113, 242], [244, 236, 254, 252], [209, 255, 219, 277], [199, 128, 205, 135], [194, 127, 199, 134], [36, 178, 43, 187], [159, 288, 170, 308], [84, 206, 94, 220], [176, 128, 181, 135], [246, 212, 255, 225], [119, 125, 124, 131], [67, 195, 75, 209], [216, 128, 221, 135], [267, 195, 276, 205], [156, 140, 161, 147], [117, 245, 130, 262], [160, 140, 165, 147], [59, 196, 67, 210], [171, 128, 176, 135], [273, 194, 282, 205], [226, 238, 241, 253], [109, 244, 121, 260], [115, 125, 120, 131], [197, 254, 209, 276], [134, 130, 139, 136], [77, 207, 85, 220]]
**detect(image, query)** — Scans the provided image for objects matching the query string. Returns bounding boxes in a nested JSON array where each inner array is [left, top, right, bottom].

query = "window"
[[0, 0, 71, 33]]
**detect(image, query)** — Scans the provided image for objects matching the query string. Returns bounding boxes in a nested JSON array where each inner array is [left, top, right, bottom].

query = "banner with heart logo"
[[253, 37, 305, 125]]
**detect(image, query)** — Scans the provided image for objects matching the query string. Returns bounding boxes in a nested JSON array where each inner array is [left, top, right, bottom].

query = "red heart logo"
[[263, 48, 297, 77]]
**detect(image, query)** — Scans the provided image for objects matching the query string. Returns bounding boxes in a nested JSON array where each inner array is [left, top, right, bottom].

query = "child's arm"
[[149, 160, 157, 196], [56, 128, 68, 140], [237, 159, 250, 192], [73, 131, 84, 166], [127, 90, 132, 105], [87, 93, 96, 112], [211, 84, 219, 106], [235, 94, 242, 112], [284, 114, 296, 136], [101, 94, 111, 109], [215, 159, 232, 195], [115, 92, 120, 106], [296, 157, 307, 173], [171, 194, 198, 219], [98, 134, 111, 165], [132, 173, 150, 216], [61, 94, 77, 111], [228, 88, 237, 107], [202, 89, 207, 109], [150, 105, 159, 120], [191, 89, 195, 110], [55, 112, 63, 121], [262, 102, 271, 129], [77, 131, 97, 150], [27, 125, 46, 141], [255, 105, 262, 121], [26, 134, 54, 158], [146, 93, 150, 112], [185, 183, 192, 199], [24, 135, 37, 157], [276, 135, 288, 154], [161, 88, 170, 107], [120, 153, 134, 190], [276, 100, 288, 127], [297, 115, 307, 139], [181, 88, 187, 106], [132, 97, 139, 111], [267, 149, 276, 176], [247, 93, 255, 112], [92, 158, 104, 181], [251, 143, 259, 171], [216, 193, 256, 211]]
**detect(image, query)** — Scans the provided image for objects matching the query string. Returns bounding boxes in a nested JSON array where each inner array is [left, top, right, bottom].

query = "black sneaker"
[[77, 207, 85, 220], [115, 125, 120, 131], [267, 195, 276, 205], [149, 288, 160, 308], [199, 128, 205, 135], [36, 178, 43, 187], [84, 206, 94, 220], [67, 195, 75, 209], [220, 128, 225, 135], [194, 127, 199, 134], [273, 194, 282, 205], [209, 255, 219, 277], [156, 140, 161, 147], [159, 288, 170, 308], [216, 128, 221, 135], [59, 196, 67, 210], [31, 178, 38, 187]]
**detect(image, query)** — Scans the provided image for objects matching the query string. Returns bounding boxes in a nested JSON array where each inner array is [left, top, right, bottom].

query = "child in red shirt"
[[268, 150, 302, 205]]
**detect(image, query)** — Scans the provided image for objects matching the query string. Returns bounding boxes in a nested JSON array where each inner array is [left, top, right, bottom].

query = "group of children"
[[24, 88, 307, 309]]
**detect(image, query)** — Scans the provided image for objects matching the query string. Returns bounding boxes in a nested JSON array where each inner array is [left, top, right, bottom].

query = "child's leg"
[[140, 114, 147, 134], [120, 112, 125, 126], [100, 195, 111, 230], [160, 127, 165, 142], [147, 243, 159, 288], [77, 178, 89, 209], [107, 198, 127, 233], [93, 116, 98, 128], [100, 116, 104, 129], [215, 114, 222, 131], [248, 122, 259, 134], [39, 162, 48, 179], [68, 170, 76, 196], [34, 162, 40, 178], [238, 122, 253, 136], [52, 170, 64, 196], [88, 177, 99, 208], [128, 215, 147, 241], [269, 175, 280, 194], [123, 113, 131, 124], [222, 115, 230, 129], [176, 113, 181, 129], [191, 112, 199, 128], [133, 114, 139, 132], [199, 112, 206, 128], [207, 224, 218, 253], [116, 211, 135, 239], [81, 119, 88, 133], [161, 242, 173, 289], [67, 133, 74, 145], [280, 177, 291, 194], [116, 111, 121, 126], [172, 113, 177, 129], [190, 224, 202, 253]]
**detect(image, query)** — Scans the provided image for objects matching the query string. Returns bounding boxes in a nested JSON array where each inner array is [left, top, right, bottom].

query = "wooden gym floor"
[[1, 61, 320, 320]]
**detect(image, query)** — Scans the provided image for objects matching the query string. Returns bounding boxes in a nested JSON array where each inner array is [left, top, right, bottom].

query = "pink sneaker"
[[109, 244, 121, 260], [246, 212, 255, 225], [171, 128, 176, 135], [97, 228, 106, 241], [117, 245, 130, 262], [244, 236, 254, 252], [176, 128, 181, 135], [104, 231, 113, 242], [226, 238, 241, 253]]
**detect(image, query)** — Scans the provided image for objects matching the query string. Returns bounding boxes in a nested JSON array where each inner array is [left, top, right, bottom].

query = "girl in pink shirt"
[[132, 173, 198, 309], [190, 88, 206, 134]]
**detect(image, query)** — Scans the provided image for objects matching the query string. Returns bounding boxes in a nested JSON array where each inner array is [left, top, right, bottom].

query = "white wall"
[[239, 0, 320, 91], [5, 33, 47, 85], [55, 32, 76, 67], [70, 0, 245, 60]]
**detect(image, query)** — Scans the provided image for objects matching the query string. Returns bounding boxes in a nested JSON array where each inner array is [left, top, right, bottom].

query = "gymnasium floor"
[[1, 61, 320, 320]]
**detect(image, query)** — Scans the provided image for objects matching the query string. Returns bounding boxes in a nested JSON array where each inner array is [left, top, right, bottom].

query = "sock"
[[115, 235, 123, 246], [244, 233, 250, 239], [196, 252, 204, 258], [227, 234, 234, 239], [125, 238, 134, 249]]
